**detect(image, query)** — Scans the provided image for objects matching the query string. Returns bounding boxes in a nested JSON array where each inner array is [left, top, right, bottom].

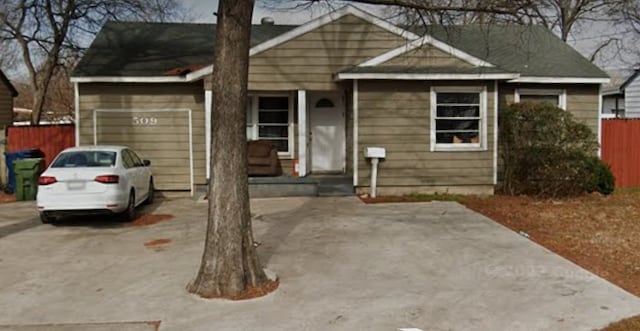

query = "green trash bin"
[[13, 158, 45, 201]]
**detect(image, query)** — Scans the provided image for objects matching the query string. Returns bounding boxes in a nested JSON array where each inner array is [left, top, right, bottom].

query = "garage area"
[[93, 109, 193, 192]]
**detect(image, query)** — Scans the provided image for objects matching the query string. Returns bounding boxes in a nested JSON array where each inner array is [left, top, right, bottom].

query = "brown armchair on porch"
[[248, 140, 283, 176]]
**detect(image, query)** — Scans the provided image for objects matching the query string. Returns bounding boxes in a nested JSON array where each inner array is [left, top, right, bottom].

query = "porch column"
[[74, 82, 80, 146], [353, 80, 359, 186], [205, 90, 212, 179], [297, 90, 308, 177]]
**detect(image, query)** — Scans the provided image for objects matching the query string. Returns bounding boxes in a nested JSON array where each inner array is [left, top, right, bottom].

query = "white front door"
[[310, 93, 345, 173]]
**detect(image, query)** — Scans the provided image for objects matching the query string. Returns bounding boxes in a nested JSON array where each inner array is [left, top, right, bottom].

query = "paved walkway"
[[0, 197, 638, 331]]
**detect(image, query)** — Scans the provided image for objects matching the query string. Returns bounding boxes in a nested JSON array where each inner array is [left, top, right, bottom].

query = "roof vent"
[[261, 17, 275, 25]]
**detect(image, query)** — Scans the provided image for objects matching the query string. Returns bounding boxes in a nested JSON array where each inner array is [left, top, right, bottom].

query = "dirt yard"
[[461, 190, 640, 297], [0, 192, 16, 204]]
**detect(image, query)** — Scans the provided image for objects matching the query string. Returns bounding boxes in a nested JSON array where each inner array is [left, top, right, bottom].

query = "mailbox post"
[[364, 147, 386, 198]]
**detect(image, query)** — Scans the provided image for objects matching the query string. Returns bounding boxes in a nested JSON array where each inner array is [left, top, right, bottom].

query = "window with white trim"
[[431, 87, 487, 151], [515, 88, 566, 109], [246, 95, 293, 156]]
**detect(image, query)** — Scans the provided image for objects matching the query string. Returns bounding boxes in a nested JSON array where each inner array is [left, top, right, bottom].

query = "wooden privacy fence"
[[6, 124, 75, 167], [601, 119, 640, 188]]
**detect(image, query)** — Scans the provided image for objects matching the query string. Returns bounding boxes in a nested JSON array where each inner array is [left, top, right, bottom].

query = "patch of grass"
[[406, 193, 463, 202], [615, 186, 640, 194], [360, 192, 464, 204], [599, 315, 640, 331]]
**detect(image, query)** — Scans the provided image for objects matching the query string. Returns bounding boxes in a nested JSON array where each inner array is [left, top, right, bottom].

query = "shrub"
[[586, 157, 615, 195], [499, 102, 602, 198]]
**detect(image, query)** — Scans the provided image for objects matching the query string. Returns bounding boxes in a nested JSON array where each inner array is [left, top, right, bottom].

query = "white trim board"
[[509, 77, 610, 84], [73, 82, 80, 146], [92, 108, 194, 196], [71, 76, 187, 83], [205, 90, 212, 179], [337, 72, 519, 80], [429, 86, 488, 152], [598, 85, 603, 158], [514, 88, 567, 110], [186, 5, 419, 82], [352, 80, 359, 187], [297, 90, 308, 177], [358, 34, 495, 68]]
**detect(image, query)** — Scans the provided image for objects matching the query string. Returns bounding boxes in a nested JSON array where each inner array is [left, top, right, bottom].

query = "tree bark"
[[188, 0, 268, 298]]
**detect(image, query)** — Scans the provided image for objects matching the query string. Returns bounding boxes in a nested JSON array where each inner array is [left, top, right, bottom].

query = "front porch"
[[248, 174, 353, 198]]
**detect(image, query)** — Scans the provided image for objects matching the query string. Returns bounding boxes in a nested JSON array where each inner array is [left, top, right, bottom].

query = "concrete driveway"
[[0, 197, 638, 331]]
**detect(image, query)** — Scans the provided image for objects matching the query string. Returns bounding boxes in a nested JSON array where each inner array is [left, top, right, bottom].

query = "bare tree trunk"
[[31, 74, 54, 124], [31, 87, 46, 124], [188, 0, 268, 299]]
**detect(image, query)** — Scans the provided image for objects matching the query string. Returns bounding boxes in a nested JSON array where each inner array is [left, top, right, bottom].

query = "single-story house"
[[602, 69, 640, 118], [70, 5, 609, 195], [0, 70, 18, 129]]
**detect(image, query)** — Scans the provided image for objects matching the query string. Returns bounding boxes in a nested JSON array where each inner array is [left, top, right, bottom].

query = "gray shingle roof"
[[72, 21, 297, 77], [73, 19, 607, 80], [422, 25, 608, 78], [0, 70, 18, 96]]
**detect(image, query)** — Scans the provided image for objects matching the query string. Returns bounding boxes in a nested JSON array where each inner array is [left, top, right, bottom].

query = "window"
[[515, 89, 566, 109], [431, 87, 486, 151], [246, 95, 293, 156], [315, 98, 335, 108], [127, 150, 144, 167], [121, 150, 139, 169], [51, 151, 116, 168]]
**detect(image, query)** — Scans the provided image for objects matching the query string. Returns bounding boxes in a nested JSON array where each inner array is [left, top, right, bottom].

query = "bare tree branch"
[[0, 0, 192, 124]]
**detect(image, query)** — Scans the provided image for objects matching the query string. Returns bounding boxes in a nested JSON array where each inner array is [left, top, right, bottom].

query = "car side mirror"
[[143, 160, 151, 166]]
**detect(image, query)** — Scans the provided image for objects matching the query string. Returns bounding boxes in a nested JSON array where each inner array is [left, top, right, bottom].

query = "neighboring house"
[[70, 6, 609, 195], [601, 88, 624, 118], [0, 70, 18, 129], [602, 69, 640, 118]]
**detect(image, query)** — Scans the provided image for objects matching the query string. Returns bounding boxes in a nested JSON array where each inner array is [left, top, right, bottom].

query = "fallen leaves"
[[143, 238, 173, 252], [0, 192, 16, 204], [129, 214, 174, 227]]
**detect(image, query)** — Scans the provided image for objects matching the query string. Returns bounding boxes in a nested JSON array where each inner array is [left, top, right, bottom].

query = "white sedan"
[[36, 145, 154, 224]]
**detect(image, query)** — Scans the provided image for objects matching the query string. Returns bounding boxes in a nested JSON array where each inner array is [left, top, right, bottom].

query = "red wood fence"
[[6, 124, 75, 167], [601, 119, 640, 188]]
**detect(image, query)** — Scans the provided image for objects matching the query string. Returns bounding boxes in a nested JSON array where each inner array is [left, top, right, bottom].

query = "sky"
[[184, 0, 357, 24]]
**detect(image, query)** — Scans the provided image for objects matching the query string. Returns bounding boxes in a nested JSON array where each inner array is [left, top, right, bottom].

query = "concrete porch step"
[[249, 175, 353, 198]]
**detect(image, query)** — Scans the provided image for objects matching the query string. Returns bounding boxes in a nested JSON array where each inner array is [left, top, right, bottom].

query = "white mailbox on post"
[[365, 147, 386, 159], [364, 147, 386, 198]]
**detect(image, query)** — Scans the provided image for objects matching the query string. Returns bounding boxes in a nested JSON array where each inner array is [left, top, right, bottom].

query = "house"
[[601, 69, 640, 118], [0, 70, 18, 129], [70, 6, 609, 196], [0, 70, 18, 187]]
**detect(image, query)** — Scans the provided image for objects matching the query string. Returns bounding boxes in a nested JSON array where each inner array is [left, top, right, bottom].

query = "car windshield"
[[51, 151, 117, 168]]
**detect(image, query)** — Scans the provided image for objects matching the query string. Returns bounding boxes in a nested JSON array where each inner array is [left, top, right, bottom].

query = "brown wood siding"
[[0, 83, 13, 128], [95, 111, 191, 190], [357, 80, 495, 191], [566, 85, 599, 134], [78, 83, 206, 190], [381, 45, 474, 68], [498, 83, 600, 134], [248, 15, 409, 91]]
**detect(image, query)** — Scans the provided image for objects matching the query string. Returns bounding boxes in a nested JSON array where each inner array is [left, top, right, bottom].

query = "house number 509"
[[132, 117, 157, 126]]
